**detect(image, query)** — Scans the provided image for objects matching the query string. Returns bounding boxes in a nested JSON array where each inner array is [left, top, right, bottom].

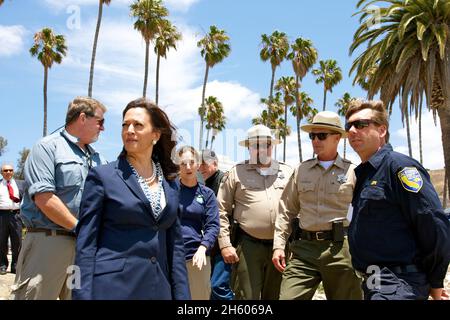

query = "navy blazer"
[[73, 156, 191, 300]]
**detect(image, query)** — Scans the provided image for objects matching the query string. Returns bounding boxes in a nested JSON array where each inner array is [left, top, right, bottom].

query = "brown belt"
[[26, 227, 75, 237]]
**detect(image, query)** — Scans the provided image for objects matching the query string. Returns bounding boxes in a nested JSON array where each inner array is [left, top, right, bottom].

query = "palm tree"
[[349, 0, 450, 196], [154, 19, 182, 105], [312, 59, 343, 111], [88, 0, 111, 98], [30, 28, 67, 137], [260, 31, 289, 112], [275, 76, 296, 162], [202, 96, 226, 149], [197, 25, 231, 149], [335, 92, 355, 159], [290, 92, 314, 162], [130, 0, 168, 98]]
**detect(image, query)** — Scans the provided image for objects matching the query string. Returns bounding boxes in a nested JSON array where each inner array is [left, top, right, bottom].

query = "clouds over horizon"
[[0, 25, 27, 57]]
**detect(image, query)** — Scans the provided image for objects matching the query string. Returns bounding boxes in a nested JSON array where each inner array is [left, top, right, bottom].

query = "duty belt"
[[0, 209, 20, 214], [240, 229, 273, 245], [299, 228, 348, 241], [356, 264, 421, 280]]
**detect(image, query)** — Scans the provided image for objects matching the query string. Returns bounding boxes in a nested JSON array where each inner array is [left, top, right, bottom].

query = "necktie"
[[6, 180, 20, 203]]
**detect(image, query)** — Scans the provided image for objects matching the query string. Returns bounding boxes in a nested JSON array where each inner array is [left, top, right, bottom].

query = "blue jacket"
[[349, 144, 450, 288], [73, 156, 191, 300]]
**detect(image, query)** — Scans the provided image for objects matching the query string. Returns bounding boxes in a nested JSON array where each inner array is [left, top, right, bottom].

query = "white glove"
[[192, 245, 207, 271]]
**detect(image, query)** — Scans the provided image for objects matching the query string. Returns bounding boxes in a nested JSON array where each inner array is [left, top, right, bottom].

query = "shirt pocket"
[[298, 181, 315, 193], [359, 186, 389, 221], [54, 157, 84, 188]]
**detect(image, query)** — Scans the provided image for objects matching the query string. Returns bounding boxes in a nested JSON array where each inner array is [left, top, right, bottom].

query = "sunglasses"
[[93, 117, 105, 127], [308, 132, 339, 141], [2, 169, 13, 173], [345, 119, 378, 132]]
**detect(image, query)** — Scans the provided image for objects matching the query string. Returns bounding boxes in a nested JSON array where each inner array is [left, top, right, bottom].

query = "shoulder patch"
[[398, 167, 423, 193]]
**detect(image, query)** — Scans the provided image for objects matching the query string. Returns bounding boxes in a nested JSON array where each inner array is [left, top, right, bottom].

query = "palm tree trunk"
[[143, 39, 150, 98], [268, 65, 276, 119], [211, 135, 216, 150], [418, 105, 423, 164], [437, 100, 450, 207], [323, 87, 327, 111], [199, 64, 209, 150], [405, 109, 412, 157], [343, 138, 347, 159], [88, 0, 103, 98], [205, 127, 211, 149], [295, 76, 303, 162], [43, 67, 48, 137], [283, 101, 287, 162], [155, 54, 160, 105], [297, 114, 302, 162]]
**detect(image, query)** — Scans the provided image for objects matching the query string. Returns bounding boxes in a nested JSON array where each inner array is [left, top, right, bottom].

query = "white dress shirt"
[[0, 179, 20, 210]]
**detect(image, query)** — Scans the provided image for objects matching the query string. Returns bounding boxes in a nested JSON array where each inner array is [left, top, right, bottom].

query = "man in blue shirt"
[[10, 97, 107, 300], [345, 100, 450, 300]]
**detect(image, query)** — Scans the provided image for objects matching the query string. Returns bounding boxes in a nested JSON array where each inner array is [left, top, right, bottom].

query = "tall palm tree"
[[290, 92, 314, 162], [335, 92, 355, 159], [260, 31, 289, 113], [88, 0, 111, 98], [154, 19, 181, 105], [275, 76, 296, 162], [349, 0, 450, 196], [130, 0, 168, 98], [197, 25, 231, 149], [30, 28, 67, 137], [312, 59, 343, 111]]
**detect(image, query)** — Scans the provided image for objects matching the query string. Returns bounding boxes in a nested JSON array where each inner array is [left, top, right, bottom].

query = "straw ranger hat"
[[300, 111, 347, 138], [239, 124, 281, 147]]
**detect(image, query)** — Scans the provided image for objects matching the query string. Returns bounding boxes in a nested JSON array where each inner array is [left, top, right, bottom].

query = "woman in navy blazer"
[[73, 98, 190, 300]]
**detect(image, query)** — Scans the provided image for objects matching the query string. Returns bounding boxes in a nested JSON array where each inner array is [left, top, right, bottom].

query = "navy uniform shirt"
[[348, 143, 450, 288]]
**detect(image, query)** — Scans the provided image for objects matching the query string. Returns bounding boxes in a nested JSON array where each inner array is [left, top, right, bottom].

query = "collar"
[[368, 143, 392, 169], [304, 154, 346, 170], [246, 160, 280, 176], [61, 130, 97, 156]]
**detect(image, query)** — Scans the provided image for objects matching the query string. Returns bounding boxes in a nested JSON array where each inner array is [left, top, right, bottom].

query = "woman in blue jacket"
[[177, 146, 220, 300], [73, 98, 190, 300]]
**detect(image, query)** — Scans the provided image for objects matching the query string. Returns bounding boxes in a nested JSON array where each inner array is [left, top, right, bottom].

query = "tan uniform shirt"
[[273, 155, 356, 250], [217, 160, 293, 249]]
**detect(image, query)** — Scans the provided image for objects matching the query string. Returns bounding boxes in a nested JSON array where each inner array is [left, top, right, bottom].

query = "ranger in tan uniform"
[[272, 111, 362, 300], [218, 125, 293, 300]]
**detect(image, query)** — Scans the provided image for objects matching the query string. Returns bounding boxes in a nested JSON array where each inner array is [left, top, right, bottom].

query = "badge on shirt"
[[337, 174, 347, 184], [398, 167, 423, 193], [196, 194, 204, 204], [278, 171, 285, 180]]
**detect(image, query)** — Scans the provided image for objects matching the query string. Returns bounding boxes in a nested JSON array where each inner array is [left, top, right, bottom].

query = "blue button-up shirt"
[[348, 143, 450, 288], [20, 130, 107, 231]]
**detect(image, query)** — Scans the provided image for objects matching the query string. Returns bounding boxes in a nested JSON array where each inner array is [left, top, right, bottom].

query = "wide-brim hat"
[[238, 124, 281, 147], [301, 111, 347, 138]]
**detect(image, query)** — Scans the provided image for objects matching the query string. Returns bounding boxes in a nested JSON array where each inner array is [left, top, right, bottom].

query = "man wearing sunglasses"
[[0, 164, 26, 275], [10, 97, 108, 300], [345, 100, 450, 300], [273, 111, 362, 300], [217, 124, 293, 300]]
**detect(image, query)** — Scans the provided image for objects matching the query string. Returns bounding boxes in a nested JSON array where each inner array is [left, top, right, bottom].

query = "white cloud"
[[0, 25, 27, 57], [393, 111, 444, 170], [164, 0, 200, 12]]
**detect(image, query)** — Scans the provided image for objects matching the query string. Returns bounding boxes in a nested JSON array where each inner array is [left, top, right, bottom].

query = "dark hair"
[[65, 96, 107, 125], [345, 99, 390, 143], [175, 145, 201, 165], [120, 98, 178, 180]]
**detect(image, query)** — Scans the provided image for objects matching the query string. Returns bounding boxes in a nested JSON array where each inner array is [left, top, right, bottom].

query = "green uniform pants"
[[280, 238, 362, 300], [232, 234, 281, 300]]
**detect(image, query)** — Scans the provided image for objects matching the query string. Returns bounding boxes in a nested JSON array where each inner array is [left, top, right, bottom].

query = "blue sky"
[[0, 0, 444, 170]]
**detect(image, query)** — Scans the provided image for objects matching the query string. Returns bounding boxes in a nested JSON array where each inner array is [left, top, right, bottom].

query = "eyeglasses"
[[93, 117, 105, 127], [345, 119, 378, 132], [308, 132, 339, 141], [2, 169, 13, 173], [249, 143, 272, 149]]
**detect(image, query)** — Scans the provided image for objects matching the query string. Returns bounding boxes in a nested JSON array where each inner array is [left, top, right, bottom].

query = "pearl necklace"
[[141, 160, 157, 185]]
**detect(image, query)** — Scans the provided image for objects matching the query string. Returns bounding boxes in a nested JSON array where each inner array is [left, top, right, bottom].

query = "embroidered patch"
[[196, 195, 204, 204], [371, 181, 377, 186], [398, 167, 423, 193]]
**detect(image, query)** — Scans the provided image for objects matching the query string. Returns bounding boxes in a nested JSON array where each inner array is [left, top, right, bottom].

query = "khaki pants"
[[232, 235, 281, 300], [280, 238, 363, 300], [10, 231, 76, 300], [186, 257, 211, 300]]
